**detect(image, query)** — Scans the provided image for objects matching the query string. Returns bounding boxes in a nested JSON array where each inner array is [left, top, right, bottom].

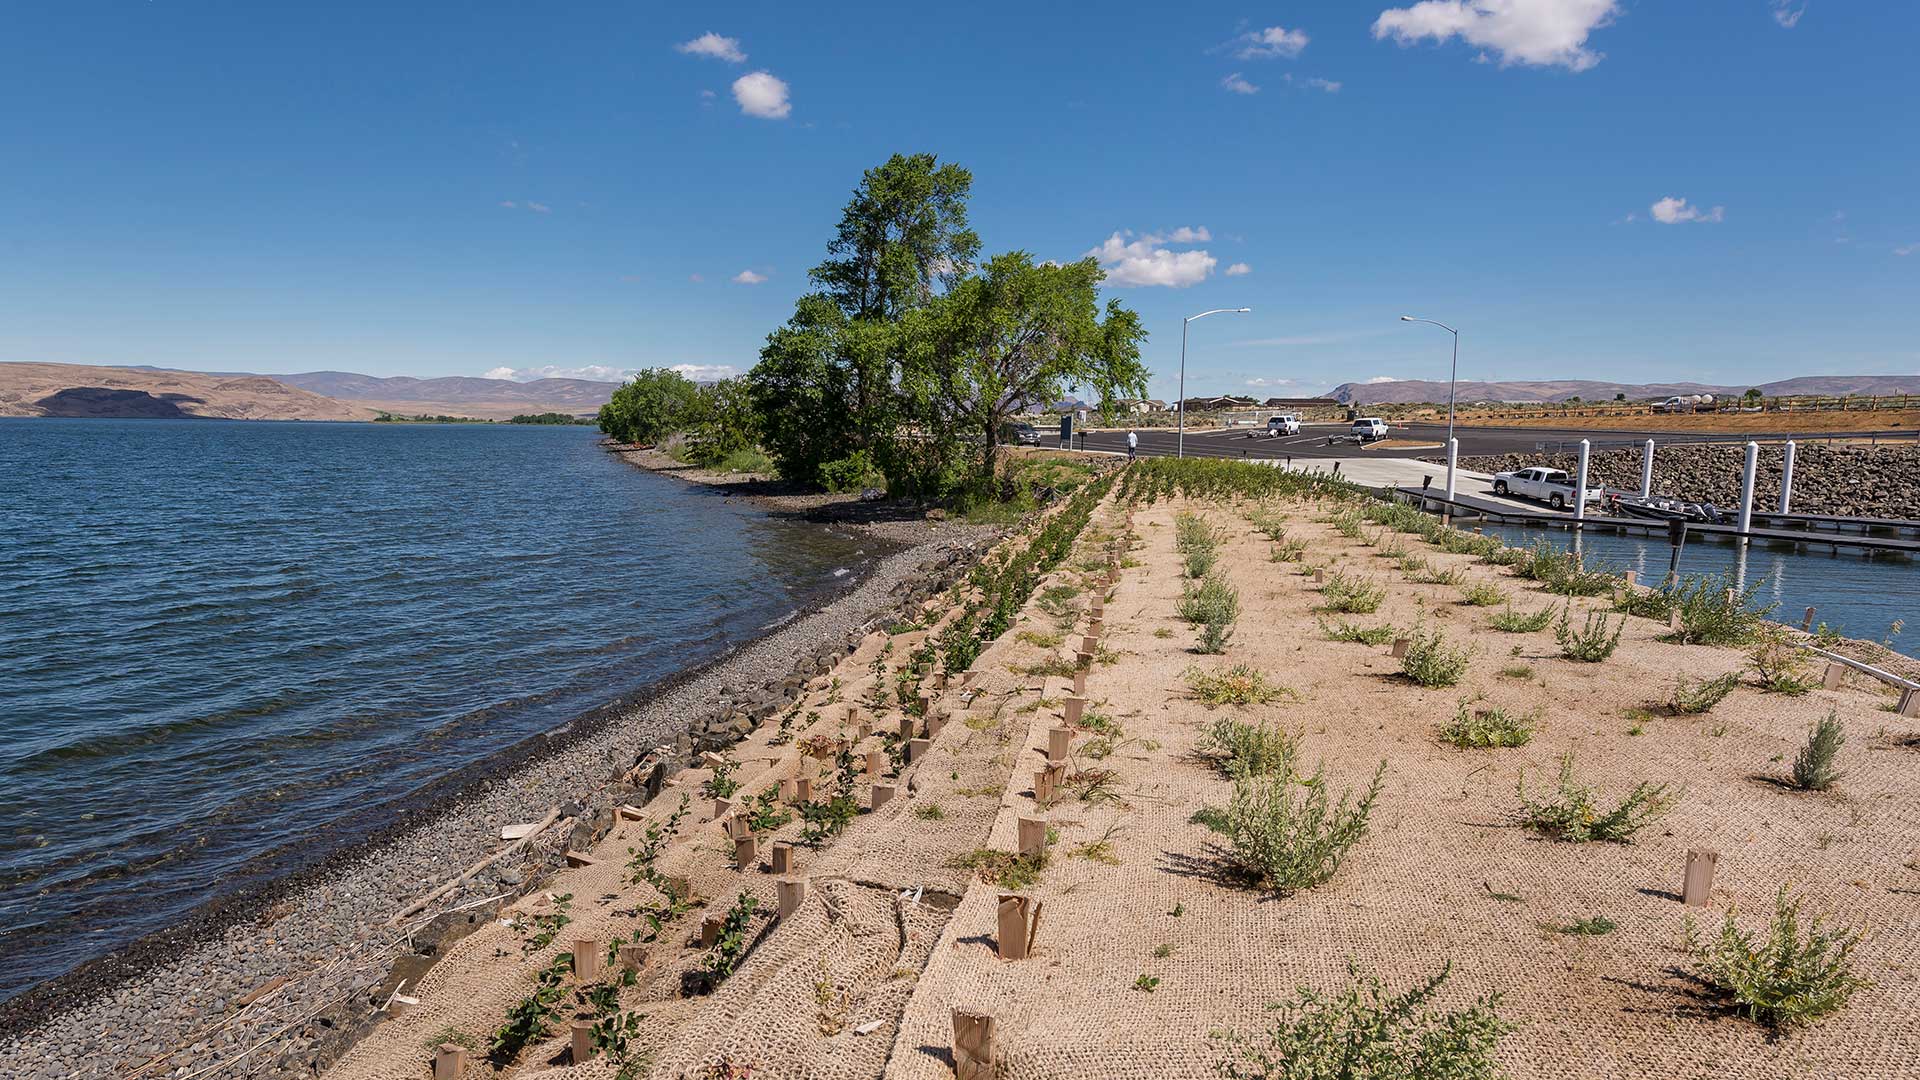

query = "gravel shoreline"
[[0, 451, 998, 1080]]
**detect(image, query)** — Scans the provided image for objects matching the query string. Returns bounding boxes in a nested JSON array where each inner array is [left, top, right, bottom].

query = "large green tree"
[[904, 253, 1147, 484], [811, 153, 980, 322], [597, 368, 701, 445]]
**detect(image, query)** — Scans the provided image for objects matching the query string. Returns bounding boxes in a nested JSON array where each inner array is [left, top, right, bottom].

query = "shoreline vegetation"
[[278, 458, 1914, 1079]]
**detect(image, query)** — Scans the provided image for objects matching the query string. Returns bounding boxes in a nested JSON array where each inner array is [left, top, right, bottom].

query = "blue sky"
[[2, 1, 1915, 398]]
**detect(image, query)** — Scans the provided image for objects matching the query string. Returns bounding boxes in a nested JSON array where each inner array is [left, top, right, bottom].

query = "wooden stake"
[[864, 749, 886, 777], [1899, 688, 1919, 718], [700, 751, 727, 770], [1668, 607, 1682, 631], [777, 877, 808, 920], [433, 1043, 468, 1080], [846, 704, 862, 725], [1682, 849, 1718, 907], [907, 737, 931, 763], [770, 841, 792, 874], [1390, 638, 1410, 659], [615, 804, 645, 822], [1076, 650, 1094, 671], [1017, 815, 1047, 859], [779, 778, 798, 803], [898, 716, 916, 742], [1032, 768, 1055, 805], [1071, 668, 1087, 695], [953, 1009, 995, 1080], [571, 938, 601, 982], [701, 915, 723, 947], [996, 894, 1040, 961], [1802, 606, 1817, 631], [1047, 727, 1072, 764], [872, 783, 896, 810], [1062, 697, 1086, 726], [795, 776, 814, 803], [1313, 569, 1325, 584], [927, 712, 947, 737], [1080, 634, 1098, 655], [570, 1021, 595, 1063], [734, 834, 758, 870], [1823, 663, 1844, 691], [1088, 616, 1104, 637], [713, 797, 732, 820], [563, 850, 596, 868], [1622, 570, 1636, 589]]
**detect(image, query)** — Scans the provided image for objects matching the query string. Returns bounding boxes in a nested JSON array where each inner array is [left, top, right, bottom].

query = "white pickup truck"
[[1491, 467, 1604, 511]]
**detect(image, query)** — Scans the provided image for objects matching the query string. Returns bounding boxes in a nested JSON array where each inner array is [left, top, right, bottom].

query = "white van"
[[1351, 417, 1389, 441]]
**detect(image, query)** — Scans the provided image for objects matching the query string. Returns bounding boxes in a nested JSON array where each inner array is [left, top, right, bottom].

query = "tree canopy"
[[597, 368, 701, 445], [746, 153, 1147, 500]]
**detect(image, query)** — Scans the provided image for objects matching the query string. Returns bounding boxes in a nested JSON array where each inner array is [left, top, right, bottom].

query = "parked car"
[[1492, 466, 1605, 511], [999, 421, 1040, 446], [1265, 414, 1300, 436], [1350, 417, 1389, 441]]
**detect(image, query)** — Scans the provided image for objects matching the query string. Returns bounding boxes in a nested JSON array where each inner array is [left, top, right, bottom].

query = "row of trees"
[[598, 153, 1149, 500]]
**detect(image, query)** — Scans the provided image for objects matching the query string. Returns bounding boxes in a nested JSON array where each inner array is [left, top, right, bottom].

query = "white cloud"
[[670, 364, 740, 382], [1085, 231, 1218, 288], [1303, 76, 1342, 92], [1895, 244, 1917, 257], [732, 269, 768, 284], [1225, 262, 1252, 276], [525, 201, 551, 214], [1363, 375, 1399, 384], [1243, 376, 1298, 387], [1770, 1, 1806, 29], [689, 272, 705, 282], [1236, 26, 1310, 59], [1650, 195, 1725, 224], [1141, 226, 1211, 244], [1372, 0, 1621, 72], [676, 32, 747, 63], [1222, 72, 1260, 95], [485, 365, 637, 383], [732, 71, 791, 119], [498, 200, 516, 209]]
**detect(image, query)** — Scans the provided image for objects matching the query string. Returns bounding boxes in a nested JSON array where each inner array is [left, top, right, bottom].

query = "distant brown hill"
[[0, 362, 377, 421], [1323, 375, 1920, 405], [271, 371, 618, 418]]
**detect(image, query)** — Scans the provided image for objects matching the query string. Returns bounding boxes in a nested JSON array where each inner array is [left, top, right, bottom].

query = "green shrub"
[[1668, 672, 1739, 715], [1401, 627, 1471, 688], [1614, 586, 1675, 620], [1184, 546, 1219, 579], [1186, 665, 1293, 707], [1409, 565, 1465, 586], [1555, 603, 1626, 662], [1246, 505, 1289, 541], [1175, 511, 1227, 555], [1517, 754, 1675, 842], [1199, 717, 1296, 776], [1686, 886, 1866, 1030], [1670, 573, 1775, 646], [1212, 961, 1509, 1080], [1459, 582, 1506, 607], [1488, 604, 1554, 633], [1440, 703, 1534, 748], [1178, 572, 1239, 626], [1790, 709, 1845, 791], [1750, 629, 1818, 694], [490, 954, 573, 1061], [819, 450, 884, 493], [692, 892, 760, 992], [1271, 538, 1308, 562], [1221, 762, 1386, 895], [1330, 512, 1366, 539], [1321, 571, 1386, 614], [1318, 618, 1396, 646]]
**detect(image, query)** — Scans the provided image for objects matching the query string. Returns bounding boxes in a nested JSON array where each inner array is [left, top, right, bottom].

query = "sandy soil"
[[306, 477, 1920, 1080]]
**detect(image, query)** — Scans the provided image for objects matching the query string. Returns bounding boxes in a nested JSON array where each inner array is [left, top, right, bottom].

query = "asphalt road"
[[1073, 421, 1918, 461]]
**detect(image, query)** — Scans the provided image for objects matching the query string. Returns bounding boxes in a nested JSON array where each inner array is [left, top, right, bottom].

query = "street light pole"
[[1399, 315, 1460, 448], [1177, 307, 1252, 459]]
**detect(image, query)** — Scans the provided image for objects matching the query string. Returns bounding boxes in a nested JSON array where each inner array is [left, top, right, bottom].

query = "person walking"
[[1126, 429, 1138, 461]]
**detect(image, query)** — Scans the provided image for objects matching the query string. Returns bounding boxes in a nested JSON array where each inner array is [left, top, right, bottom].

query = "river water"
[[1477, 521, 1918, 657], [0, 419, 865, 1001]]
